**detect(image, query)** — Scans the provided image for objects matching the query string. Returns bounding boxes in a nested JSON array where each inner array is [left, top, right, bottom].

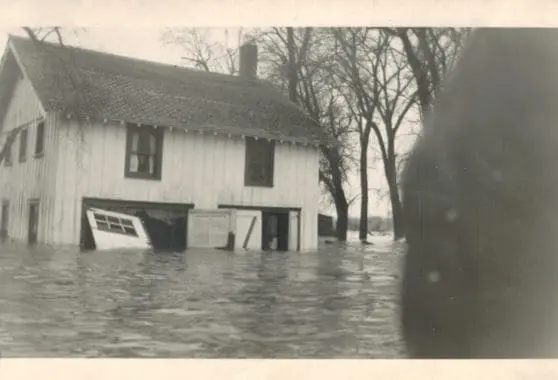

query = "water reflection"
[[0, 237, 406, 357]]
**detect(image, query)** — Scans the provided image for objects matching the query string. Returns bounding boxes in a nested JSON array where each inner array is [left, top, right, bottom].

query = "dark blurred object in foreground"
[[401, 28, 558, 358]]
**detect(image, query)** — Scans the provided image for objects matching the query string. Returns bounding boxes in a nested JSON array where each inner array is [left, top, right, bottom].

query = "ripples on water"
[[0, 235, 407, 358]]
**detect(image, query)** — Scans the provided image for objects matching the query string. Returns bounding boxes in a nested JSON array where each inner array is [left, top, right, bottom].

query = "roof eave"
[[6, 36, 47, 115], [56, 110, 332, 147]]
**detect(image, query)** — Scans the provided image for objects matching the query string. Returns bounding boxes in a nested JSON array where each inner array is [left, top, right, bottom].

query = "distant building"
[[317, 213, 335, 237], [0, 35, 333, 251]]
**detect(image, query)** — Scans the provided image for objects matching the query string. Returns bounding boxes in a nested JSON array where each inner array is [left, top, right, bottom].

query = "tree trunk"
[[397, 29, 432, 119], [334, 191, 349, 242], [286, 27, 298, 103], [331, 154, 349, 242], [384, 140, 405, 240], [359, 134, 369, 241], [387, 168, 404, 240], [320, 148, 350, 242]]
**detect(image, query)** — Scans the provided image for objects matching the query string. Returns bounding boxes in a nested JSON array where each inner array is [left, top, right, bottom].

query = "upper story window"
[[244, 137, 275, 187], [34, 121, 45, 157], [18, 128, 28, 163], [124, 123, 164, 180]]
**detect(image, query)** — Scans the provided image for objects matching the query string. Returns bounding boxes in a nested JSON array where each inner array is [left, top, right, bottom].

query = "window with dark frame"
[[124, 124, 164, 180], [35, 121, 45, 157], [19, 128, 27, 163], [244, 137, 275, 187]]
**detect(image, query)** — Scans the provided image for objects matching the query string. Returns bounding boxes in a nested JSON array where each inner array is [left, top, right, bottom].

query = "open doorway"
[[218, 205, 301, 252], [262, 211, 289, 251], [28, 199, 39, 246], [80, 198, 193, 252], [1, 200, 9, 241]]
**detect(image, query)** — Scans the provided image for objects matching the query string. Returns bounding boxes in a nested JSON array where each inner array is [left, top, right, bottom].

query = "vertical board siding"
[[0, 72, 58, 245], [56, 120, 321, 250]]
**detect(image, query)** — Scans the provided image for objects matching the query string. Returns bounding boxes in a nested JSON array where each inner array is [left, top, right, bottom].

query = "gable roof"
[[3, 35, 332, 146]]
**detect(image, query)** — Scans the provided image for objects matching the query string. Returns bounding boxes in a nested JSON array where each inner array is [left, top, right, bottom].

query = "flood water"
[[0, 234, 407, 358]]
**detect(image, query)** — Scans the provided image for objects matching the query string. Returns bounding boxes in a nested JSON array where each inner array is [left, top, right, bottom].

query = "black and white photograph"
[[0, 1, 557, 376]]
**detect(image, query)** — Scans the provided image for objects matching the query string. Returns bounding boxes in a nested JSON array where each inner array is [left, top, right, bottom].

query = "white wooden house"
[[0, 35, 331, 251]]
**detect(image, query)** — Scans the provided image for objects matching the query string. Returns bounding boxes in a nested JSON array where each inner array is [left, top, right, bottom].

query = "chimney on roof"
[[239, 39, 258, 80]]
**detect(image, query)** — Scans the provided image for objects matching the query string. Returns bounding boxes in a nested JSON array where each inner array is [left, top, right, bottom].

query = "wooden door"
[[28, 200, 39, 245], [1, 201, 9, 241], [85, 207, 151, 251], [235, 209, 262, 251]]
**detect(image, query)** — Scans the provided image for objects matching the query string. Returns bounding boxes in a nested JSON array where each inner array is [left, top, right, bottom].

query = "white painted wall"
[[0, 62, 58, 245], [54, 120, 320, 250], [0, 49, 320, 250]]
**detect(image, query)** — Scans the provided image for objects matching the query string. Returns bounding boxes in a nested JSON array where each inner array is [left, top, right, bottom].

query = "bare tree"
[[332, 28, 393, 243], [22, 27, 65, 45], [259, 27, 354, 241], [279, 27, 313, 103], [372, 30, 419, 239], [386, 28, 470, 122], [162, 27, 469, 241], [161, 28, 259, 75], [164, 27, 374, 242], [330, 27, 468, 239]]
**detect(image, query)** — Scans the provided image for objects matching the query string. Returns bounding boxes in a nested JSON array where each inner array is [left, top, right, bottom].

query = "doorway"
[[261, 211, 290, 251], [1, 200, 9, 241], [80, 198, 193, 252], [218, 205, 301, 251], [28, 199, 39, 245]]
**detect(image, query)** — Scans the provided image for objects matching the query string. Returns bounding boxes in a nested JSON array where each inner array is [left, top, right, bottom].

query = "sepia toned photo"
[[0, 9, 557, 368]]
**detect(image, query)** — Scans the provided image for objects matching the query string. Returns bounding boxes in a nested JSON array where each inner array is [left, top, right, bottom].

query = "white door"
[[288, 210, 299, 251], [86, 208, 151, 250], [188, 210, 234, 248], [235, 210, 262, 251]]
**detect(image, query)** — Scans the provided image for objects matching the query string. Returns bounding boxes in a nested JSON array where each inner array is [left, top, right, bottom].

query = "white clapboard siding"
[[53, 120, 320, 250], [288, 210, 299, 251], [187, 209, 235, 248], [0, 70, 58, 245]]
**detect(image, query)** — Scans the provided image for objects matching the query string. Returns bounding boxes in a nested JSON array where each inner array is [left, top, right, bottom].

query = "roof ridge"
[[8, 34, 298, 105], [4, 33, 332, 145], [8, 34, 262, 84]]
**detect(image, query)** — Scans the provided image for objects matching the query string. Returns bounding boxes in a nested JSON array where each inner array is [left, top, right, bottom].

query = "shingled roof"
[[2, 35, 332, 145]]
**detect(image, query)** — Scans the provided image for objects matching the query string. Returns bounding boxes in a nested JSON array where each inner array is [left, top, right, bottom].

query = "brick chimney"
[[239, 41, 258, 79]]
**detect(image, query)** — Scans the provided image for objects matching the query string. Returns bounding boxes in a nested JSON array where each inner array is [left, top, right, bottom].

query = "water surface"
[[0, 235, 406, 358]]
